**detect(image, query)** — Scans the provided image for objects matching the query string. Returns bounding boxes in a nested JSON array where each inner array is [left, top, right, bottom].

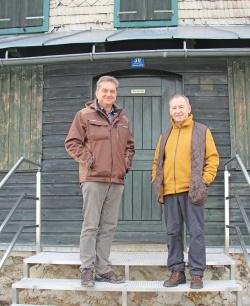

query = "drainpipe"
[[0, 48, 250, 66], [183, 40, 188, 58]]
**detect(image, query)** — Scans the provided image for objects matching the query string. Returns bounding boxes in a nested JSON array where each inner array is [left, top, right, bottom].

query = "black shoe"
[[81, 268, 95, 287], [96, 270, 125, 283], [190, 275, 203, 289], [163, 271, 186, 287]]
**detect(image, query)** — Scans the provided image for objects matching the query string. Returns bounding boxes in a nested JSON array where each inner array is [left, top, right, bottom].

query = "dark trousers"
[[164, 192, 206, 276]]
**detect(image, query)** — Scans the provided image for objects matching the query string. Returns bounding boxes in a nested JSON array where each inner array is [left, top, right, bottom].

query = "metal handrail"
[[224, 154, 250, 268], [227, 225, 250, 269], [0, 224, 38, 270], [231, 195, 250, 235], [224, 154, 250, 187], [0, 156, 41, 270], [0, 193, 38, 234], [0, 156, 41, 190]]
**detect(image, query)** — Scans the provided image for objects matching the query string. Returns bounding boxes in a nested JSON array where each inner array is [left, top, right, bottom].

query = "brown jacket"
[[65, 100, 135, 184]]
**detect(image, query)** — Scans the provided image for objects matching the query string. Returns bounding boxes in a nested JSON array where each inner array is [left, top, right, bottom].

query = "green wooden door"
[[115, 74, 182, 241]]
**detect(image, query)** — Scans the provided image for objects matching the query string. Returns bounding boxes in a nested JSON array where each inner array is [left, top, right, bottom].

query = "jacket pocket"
[[188, 179, 208, 205], [87, 119, 109, 141]]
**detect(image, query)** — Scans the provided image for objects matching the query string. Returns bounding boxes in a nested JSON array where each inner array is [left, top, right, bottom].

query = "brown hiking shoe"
[[81, 268, 95, 287], [190, 275, 203, 289], [163, 271, 186, 287], [96, 270, 125, 283]]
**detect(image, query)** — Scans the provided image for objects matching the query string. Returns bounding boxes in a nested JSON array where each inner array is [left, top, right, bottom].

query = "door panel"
[[115, 74, 182, 240]]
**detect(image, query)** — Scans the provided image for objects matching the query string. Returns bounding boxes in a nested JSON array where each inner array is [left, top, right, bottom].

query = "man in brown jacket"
[[152, 94, 219, 289], [65, 75, 134, 287]]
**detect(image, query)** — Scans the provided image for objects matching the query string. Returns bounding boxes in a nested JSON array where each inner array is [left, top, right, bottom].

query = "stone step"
[[23, 251, 236, 279], [12, 278, 242, 306]]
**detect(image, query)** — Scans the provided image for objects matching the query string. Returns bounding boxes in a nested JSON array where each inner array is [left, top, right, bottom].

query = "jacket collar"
[[86, 99, 122, 113], [172, 114, 193, 129]]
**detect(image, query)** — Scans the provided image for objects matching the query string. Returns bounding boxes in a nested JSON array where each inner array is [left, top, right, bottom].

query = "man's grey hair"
[[96, 76, 119, 90], [169, 94, 190, 105]]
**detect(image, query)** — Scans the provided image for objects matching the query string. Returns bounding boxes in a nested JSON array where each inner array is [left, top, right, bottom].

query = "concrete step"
[[12, 277, 242, 292], [23, 251, 236, 279], [24, 251, 235, 266], [12, 278, 242, 306]]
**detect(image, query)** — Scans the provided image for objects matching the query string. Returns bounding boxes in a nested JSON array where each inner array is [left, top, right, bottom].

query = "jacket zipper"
[[110, 125, 113, 182], [116, 124, 128, 143], [96, 108, 114, 181], [110, 116, 121, 182], [173, 129, 181, 193], [96, 108, 121, 182]]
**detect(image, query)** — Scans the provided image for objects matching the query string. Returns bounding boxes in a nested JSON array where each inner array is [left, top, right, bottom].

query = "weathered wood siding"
[[0, 172, 37, 245], [42, 58, 230, 247], [0, 66, 43, 247], [0, 66, 43, 170], [1, 57, 249, 248], [227, 59, 250, 246], [181, 60, 230, 246], [228, 59, 250, 169]]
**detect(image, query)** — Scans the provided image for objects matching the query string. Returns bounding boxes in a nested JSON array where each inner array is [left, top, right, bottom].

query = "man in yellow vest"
[[152, 94, 219, 289]]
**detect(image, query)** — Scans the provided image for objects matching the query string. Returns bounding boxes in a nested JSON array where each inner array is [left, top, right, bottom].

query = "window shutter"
[[228, 60, 250, 169], [0, 0, 45, 30], [119, 0, 145, 21], [0, 0, 19, 28], [22, 0, 44, 27], [147, 0, 172, 21], [118, 0, 175, 23]]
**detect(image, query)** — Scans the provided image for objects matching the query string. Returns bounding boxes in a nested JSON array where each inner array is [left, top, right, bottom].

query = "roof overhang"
[[0, 25, 250, 66], [0, 25, 250, 49]]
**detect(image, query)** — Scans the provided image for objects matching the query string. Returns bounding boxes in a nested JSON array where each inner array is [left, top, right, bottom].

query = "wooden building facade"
[[0, 0, 250, 250], [0, 53, 250, 249]]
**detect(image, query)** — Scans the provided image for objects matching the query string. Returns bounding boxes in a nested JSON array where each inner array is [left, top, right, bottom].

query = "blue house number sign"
[[131, 57, 145, 68]]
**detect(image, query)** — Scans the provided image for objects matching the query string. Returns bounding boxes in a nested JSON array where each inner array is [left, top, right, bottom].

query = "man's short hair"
[[169, 94, 190, 105], [96, 76, 119, 90]]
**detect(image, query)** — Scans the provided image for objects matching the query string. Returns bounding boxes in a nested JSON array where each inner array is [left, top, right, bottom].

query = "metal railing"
[[0, 156, 41, 269], [224, 154, 250, 269]]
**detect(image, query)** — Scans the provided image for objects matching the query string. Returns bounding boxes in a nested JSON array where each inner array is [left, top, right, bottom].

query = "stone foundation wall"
[[0, 251, 249, 306]]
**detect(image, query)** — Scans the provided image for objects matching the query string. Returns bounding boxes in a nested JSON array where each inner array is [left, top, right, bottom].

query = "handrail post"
[[36, 168, 41, 253], [224, 166, 230, 255]]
